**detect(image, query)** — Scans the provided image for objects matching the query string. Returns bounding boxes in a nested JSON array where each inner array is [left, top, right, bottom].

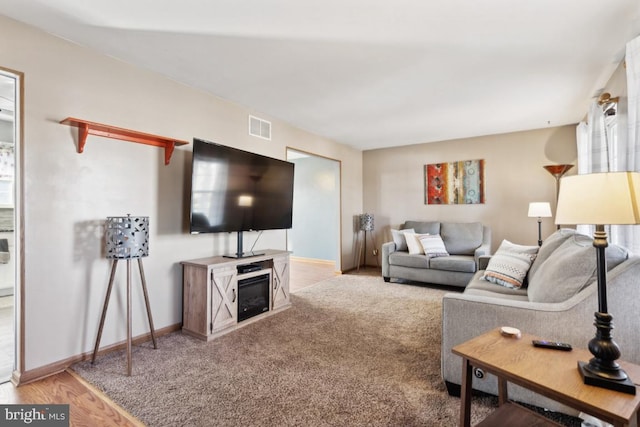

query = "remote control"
[[532, 340, 572, 351]]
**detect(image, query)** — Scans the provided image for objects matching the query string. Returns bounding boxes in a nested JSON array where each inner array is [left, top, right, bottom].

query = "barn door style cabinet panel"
[[181, 250, 291, 341], [271, 253, 290, 311]]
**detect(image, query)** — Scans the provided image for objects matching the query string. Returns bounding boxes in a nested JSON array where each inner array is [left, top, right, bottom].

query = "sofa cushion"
[[429, 255, 476, 273], [465, 272, 529, 300], [403, 221, 441, 235], [441, 222, 483, 255], [527, 234, 629, 303], [390, 228, 414, 251], [418, 234, 449, 258], [388, 251, 430, 269], [483, 240, 539, 289], [527, 228, 577, 282]]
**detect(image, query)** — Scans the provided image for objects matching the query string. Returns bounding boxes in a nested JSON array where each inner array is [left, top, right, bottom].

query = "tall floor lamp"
[[527, 202, 552, 246], [357, 213, 378, 270], [544, 164, 574, 229], [555, 172, 639, 394], [92, 215, 158, 376]]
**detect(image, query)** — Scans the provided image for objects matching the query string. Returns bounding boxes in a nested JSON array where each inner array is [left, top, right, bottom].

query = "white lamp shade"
[[555, 172, 640, 225], [528, 202, 552, 218]]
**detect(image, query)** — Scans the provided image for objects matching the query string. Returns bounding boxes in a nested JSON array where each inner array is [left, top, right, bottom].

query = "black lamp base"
[[578, 361, 636, 395]]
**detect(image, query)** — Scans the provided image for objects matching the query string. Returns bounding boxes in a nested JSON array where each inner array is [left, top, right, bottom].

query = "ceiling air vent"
[[249, 115, 271, 140]]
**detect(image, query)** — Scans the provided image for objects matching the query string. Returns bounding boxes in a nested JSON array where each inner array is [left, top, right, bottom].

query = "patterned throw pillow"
[[418, 234, 449, 258], [483, 240, 539, 289]]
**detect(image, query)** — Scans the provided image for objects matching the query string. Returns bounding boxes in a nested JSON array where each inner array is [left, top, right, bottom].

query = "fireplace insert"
[[237, 273, 270, 322]]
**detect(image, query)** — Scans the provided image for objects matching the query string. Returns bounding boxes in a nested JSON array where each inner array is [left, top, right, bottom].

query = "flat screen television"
[[189, 138, 295, 257]]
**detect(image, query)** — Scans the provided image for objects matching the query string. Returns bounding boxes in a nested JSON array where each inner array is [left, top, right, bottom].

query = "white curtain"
[[575, 35, 640, 254], [627, 36, 640, 170], [617, 35, 640, 254], [575, 102, 610, 236], [586, 100, 610, 173], [575, 122, 592, 236]]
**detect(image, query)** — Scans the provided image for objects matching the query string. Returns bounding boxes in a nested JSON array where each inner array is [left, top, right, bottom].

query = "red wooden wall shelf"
[[60, 117, 189, 165]]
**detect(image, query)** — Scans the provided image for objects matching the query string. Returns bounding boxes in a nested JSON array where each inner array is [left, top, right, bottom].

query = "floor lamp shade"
[[359, 213, 374, 231], [555, 171, 640, 394], [106, 215, 149, 259]]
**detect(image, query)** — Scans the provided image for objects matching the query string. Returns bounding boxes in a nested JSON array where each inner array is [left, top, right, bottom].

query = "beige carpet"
[[73, 275, 579, 426]]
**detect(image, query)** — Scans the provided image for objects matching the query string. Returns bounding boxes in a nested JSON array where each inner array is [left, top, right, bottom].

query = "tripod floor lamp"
[[544, 164, 573, 229], [357, 213, 378, 270], [92, 215, 158, 376]]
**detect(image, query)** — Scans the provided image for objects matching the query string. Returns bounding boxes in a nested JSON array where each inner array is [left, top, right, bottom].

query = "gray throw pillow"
[[390, 228, 414, 251], [528, 235, 595, 303], [527, 234, 627, 303], [527, 228, 577, 282]]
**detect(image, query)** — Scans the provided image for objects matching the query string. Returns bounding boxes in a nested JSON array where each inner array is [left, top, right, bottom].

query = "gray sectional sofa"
[[381, 221, 491, 288], [441, 228, 640, 415]]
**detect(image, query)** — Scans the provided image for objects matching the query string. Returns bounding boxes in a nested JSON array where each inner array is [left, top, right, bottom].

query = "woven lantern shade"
[[359, 213, 374, 231], [105, 215, 149, 259]]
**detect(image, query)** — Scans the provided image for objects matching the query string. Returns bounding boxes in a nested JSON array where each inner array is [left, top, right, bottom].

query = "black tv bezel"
[[188, 138, 294, 257]]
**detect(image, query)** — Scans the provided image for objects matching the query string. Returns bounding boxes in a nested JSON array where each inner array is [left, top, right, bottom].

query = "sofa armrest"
[[477, 255, 491, 271], [441, 256, 640, 412], [381, 241, 396, 278], [441, 289, 595, 413], [473, 225, 492, 267]]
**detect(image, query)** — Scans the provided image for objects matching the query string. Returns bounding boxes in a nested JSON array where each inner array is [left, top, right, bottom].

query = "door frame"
[[286, 147, 342, 272], [0, 66, 24, 383]]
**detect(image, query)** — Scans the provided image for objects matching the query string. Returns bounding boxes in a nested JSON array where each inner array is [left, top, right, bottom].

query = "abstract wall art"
[[425, 159, 485, 204]]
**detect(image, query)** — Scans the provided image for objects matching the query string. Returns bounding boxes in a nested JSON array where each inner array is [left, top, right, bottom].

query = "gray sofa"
[[441, 228, 640, 415], [381, 221, 491, 288]]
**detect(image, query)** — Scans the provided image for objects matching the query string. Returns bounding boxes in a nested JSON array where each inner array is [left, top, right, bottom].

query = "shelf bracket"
[[164, 141, 176, 166], [78, 122, 89, 154]]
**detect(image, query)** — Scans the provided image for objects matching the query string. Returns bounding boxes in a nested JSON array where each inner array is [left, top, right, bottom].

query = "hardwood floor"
[[0, 258, 362, 426], [289, 257, 339, 292], [0, 370, 144, 426]]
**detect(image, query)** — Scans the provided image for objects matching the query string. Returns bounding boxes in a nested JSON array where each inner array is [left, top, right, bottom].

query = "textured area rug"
[[73, 275, 579, 426]]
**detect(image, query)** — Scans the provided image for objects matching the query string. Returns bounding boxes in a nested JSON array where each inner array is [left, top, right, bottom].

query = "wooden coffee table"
[[452, 328, 640, 427]]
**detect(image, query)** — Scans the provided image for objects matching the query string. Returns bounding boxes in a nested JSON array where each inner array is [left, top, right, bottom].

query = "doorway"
[[286, 149, 340, 272], [0, 70, 18, 383]]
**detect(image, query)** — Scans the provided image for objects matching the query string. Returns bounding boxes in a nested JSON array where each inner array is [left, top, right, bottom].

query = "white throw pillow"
[[404, 232, 427, 255], [483, 239, 538, 289], [391, 228, 415, 251], [418, 234, 449, 258]]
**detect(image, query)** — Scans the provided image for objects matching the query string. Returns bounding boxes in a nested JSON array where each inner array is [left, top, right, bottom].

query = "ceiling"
[[1, 0, 639, 151]]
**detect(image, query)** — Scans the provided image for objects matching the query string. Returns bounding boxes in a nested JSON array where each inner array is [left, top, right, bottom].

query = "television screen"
[[189, 138, 295, 234]]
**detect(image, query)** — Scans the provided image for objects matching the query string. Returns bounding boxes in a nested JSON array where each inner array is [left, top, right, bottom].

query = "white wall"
[[363, 125, 578, 254], [0, 15, 363, 374]]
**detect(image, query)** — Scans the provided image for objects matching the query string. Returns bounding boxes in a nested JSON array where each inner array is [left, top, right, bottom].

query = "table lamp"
[[92, 215, 158, 376], [555, 172, 639, 394], [527, 202, 552, 246]]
